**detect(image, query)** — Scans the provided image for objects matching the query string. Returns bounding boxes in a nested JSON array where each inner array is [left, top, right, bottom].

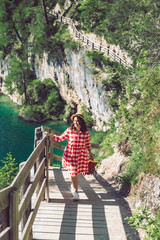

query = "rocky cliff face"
[[33, 50, 113, 129], [0, 49, 113, 129], [0, 58, 23, 105]]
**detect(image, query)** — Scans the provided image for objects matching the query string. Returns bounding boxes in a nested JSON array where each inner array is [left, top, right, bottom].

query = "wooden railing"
[[0, 126, 63, 240], [53, 12, 133, 68], [42, 126, 65, 165]]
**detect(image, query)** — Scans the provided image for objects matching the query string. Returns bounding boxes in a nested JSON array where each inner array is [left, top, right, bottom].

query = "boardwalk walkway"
[[32, 167, 140, 240]]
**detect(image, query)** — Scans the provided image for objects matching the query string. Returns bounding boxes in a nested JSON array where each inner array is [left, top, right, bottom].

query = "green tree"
[[21, 78, 65, 122], [5, 57, 35, 103]]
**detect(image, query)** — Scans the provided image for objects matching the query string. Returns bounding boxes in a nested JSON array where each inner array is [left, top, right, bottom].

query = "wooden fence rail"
[[0, 126, 63, 240], [53, 12, 133, 68]]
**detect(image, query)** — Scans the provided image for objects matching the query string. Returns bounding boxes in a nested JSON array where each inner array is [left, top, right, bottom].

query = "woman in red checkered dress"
[[44, 113, 93, 200]]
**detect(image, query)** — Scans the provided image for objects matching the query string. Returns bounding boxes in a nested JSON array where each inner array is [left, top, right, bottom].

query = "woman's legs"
[[71, 175, 78, 193]]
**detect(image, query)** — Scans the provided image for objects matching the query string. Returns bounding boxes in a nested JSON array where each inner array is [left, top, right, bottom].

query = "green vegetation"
[[0, 0, 78, 121], [0, 0, 159, 192], [85, 50, 128, 110], [0, 1, 159, 238], [0, 153, 18, 190], [67, 0, 160, 185], [69, 0, 160, 67], [119, 66, 160, 182], [81, 105, 95, 128], [20, 78, 65, 122], [91, 118, 119, 165], [126, 207, 160, 240]]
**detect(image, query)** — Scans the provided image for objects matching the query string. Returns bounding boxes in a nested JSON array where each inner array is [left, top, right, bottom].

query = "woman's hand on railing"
[[43, 131, 51, 137]]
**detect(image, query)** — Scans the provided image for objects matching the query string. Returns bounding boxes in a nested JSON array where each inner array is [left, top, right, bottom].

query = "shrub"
[[20, 105, 46, 122], [126, 207, 160, 240], [20, 78, 65, 122], [81, 105, 95, 128], [0, 153, 18, 190]]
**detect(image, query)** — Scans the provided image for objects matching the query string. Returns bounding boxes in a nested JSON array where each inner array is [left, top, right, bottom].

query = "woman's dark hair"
[[71, 116, 87, 132]]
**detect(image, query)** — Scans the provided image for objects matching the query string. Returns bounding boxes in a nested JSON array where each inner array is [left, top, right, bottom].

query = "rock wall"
[[0, 49, 113, 129], [135, 174, 160, 211], [33, 50, 113, 129], [0, 58, 23, 105], [97, 146, 160, 212]]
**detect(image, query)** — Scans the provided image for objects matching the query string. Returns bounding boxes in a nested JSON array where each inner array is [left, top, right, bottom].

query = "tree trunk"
[[22, 71, 28, 104], [41, 0, 49, 25]]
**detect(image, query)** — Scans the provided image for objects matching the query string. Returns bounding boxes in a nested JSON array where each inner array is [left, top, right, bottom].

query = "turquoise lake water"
[[0, 94, 96, 167], [0, 94, 69, 166]]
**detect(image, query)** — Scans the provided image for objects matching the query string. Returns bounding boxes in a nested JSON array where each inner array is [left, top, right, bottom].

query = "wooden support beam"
[[0, 227, 10, 240], [9, 189, 18, 240], [19, 162, 33, 240], [53, 154, 62, 162]]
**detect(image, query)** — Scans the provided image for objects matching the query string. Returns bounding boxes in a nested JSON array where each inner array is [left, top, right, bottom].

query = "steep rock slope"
[[33, 50, 113, 129]]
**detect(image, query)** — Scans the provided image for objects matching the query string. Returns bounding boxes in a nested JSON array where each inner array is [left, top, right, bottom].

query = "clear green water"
[[0, 94, 96, 167], [0, 94, 69, 166]]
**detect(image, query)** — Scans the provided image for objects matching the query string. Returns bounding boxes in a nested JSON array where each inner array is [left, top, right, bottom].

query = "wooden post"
[[45, 137, 50, 202], [107, 46, 109, 55], [34, 127, 42, 174], [36, 147, 45, 200], [50, 131, 54, 167], [92, 42, 94, 49], [9, 189, 19, 240], [19, 162, 33, 240], [113, 49, 116, 60]]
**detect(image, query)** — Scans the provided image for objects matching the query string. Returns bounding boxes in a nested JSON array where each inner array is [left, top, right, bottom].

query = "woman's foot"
[[73, 192, 79, 200]]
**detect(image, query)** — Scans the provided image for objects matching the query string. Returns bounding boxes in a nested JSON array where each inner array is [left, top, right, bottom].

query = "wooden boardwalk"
[[32, 167, 140, 240]]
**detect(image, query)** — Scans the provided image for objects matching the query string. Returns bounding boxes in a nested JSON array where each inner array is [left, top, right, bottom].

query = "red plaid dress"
[[53, 128, 92, 176]]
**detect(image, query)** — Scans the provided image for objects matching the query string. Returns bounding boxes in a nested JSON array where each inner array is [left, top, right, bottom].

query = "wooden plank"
[[11, 138, 45, 190], [0, 227, 10, 240], [33, 232, 95, 240], [33, 224, 107, 235], [32, 167, 134, 240], [53, 142, 65, 151], [53, 154, 62, 162], [21, 178, 46, 240], [0, 186, 12, 212], [35, 211, 108, 221], [33, 218, 106, 227], [42, 126, 61, 136], [18, 158, 46, 224]]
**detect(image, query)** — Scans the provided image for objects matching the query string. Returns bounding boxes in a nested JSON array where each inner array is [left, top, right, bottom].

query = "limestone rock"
[[97, 146, 128, 189], [135, 174, 160, 211], [33, 50, 113, 129]]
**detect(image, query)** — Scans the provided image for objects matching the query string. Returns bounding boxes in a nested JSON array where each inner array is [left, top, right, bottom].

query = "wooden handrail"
[[51, 12, 133, 68], [0, 126, 64, 240], [0, 127, 50, 240]]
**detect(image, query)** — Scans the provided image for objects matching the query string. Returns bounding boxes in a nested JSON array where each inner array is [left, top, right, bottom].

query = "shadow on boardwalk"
[[33, 168, 140, 240]]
